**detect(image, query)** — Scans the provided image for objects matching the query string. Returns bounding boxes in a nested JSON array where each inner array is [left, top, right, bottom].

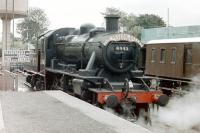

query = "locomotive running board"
[[45, 68, 104, 84]]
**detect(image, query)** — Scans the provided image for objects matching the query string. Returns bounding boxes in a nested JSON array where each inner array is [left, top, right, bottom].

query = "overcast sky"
[[29, 0, 200, 29], [1, 0, 200, 35]]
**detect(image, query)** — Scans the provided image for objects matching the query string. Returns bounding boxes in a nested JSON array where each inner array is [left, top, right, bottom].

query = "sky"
[[28, 0, 200, 29], [1, 0, 200, 37]]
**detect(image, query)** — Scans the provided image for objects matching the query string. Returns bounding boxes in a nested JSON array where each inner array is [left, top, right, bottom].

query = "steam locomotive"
[[25, 15, 169, 121]]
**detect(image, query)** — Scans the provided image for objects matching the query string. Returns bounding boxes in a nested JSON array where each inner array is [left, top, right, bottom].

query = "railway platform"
[[0, 91, 151, 133]]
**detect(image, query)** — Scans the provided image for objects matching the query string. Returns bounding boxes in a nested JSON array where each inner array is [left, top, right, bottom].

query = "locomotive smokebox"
[[105, 14, 120, 32]]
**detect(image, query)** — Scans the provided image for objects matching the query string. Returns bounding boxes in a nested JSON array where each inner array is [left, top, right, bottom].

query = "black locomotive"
[[25, 15, 168, 121]]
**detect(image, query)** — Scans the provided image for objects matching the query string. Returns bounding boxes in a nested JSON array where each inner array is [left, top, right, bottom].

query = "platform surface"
[[0, 91, 151, 133]]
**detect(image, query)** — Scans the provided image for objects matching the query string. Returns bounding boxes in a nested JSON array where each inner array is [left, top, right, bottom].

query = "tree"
[[135, 14, 166, 29], [104, 7, 137, 33], [17, 7, 49, 44], [103, 7, 166, 39]]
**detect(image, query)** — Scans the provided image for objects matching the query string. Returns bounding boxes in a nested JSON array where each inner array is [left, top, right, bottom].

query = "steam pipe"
[[86, 51, 96, 70]]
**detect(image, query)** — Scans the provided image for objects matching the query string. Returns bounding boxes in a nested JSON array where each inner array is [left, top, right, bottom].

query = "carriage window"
[[185, 48, 192, 64], [160, 48, 166, 63], [171, 48, 176, 64], [151, 48, 156, 62]]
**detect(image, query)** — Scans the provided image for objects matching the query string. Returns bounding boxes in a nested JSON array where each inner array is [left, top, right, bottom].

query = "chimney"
[[105, 14, 120, 32]]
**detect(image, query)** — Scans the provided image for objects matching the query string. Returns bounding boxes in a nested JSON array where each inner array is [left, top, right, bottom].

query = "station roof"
[[146, 37, 200, 44]]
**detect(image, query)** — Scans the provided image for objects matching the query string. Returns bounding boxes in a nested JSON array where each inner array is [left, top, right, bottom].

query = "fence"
[[141, 25, 200, 43]]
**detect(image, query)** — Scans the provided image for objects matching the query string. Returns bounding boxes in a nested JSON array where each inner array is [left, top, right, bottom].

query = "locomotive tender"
[[25, 15, 169, 120]]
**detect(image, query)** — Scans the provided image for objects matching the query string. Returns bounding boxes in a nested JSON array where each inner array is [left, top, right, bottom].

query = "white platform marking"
[[0, 99, 5, 133]]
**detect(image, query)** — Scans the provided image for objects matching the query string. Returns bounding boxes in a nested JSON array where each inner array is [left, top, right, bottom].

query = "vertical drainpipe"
[[5, 0, 8, 50], [12, 0, 15, 48]]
